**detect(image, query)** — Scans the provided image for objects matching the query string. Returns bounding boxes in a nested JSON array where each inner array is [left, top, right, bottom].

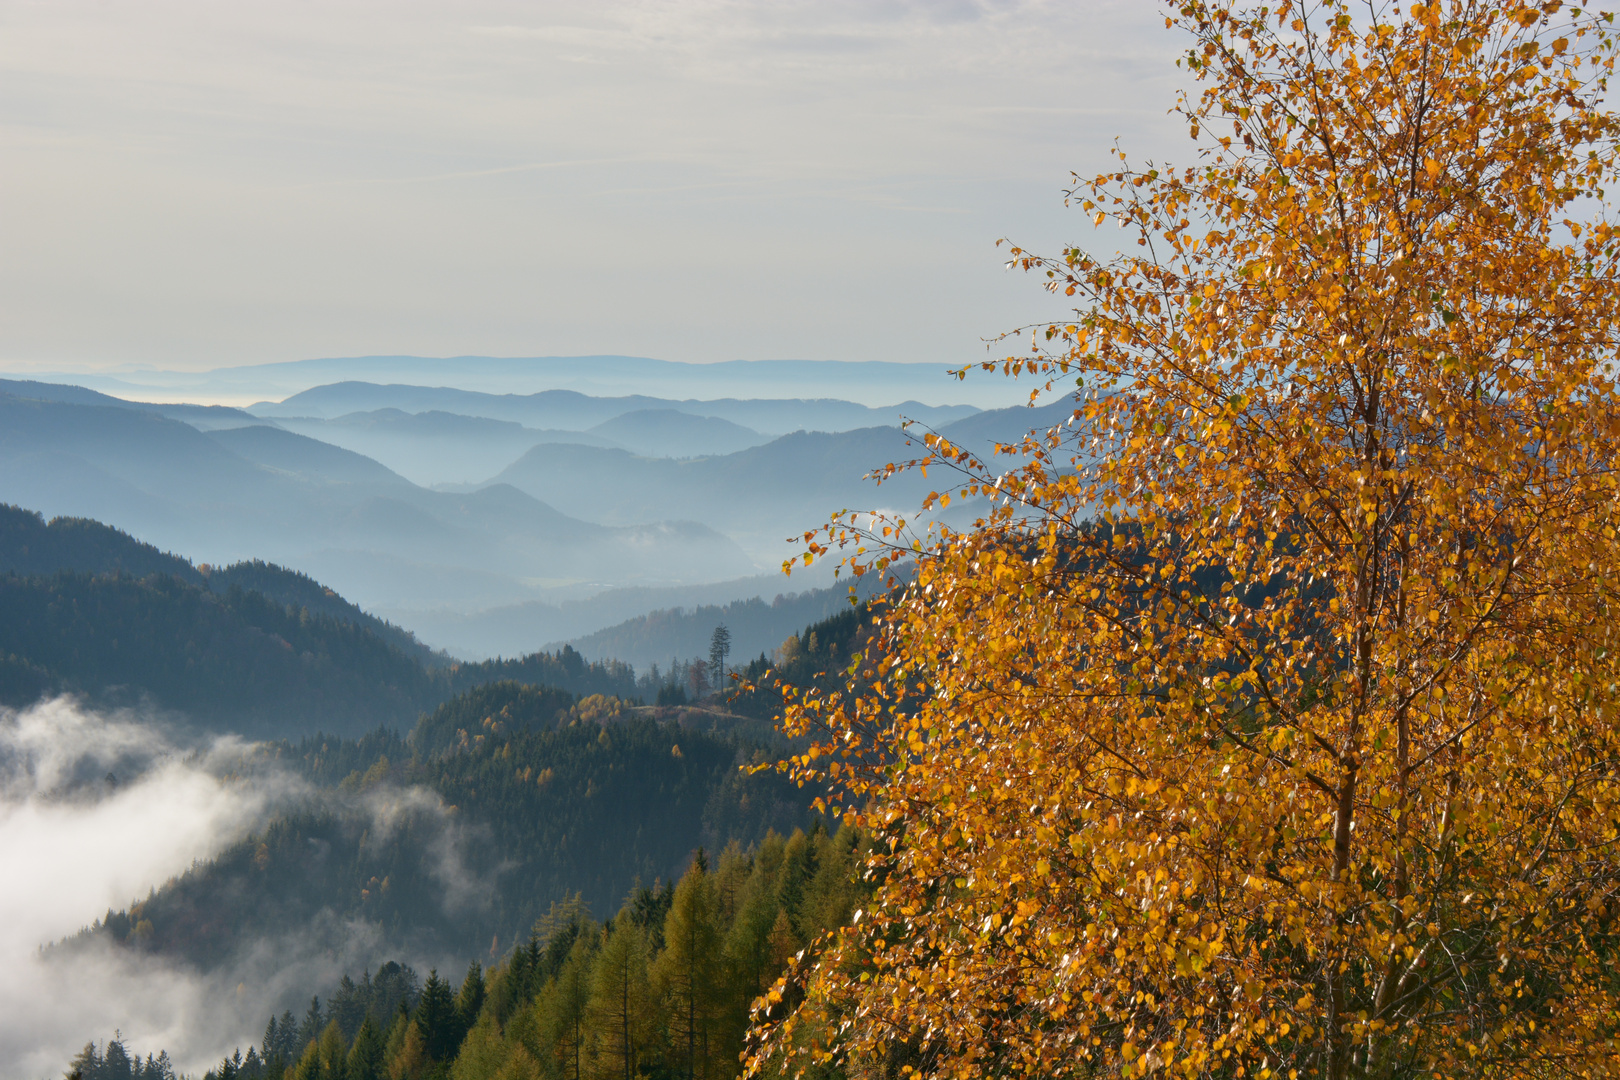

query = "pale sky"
[[0, 1, 1185, 375]]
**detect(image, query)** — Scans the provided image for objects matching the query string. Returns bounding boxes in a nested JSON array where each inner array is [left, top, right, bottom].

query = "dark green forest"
[[0, 504, 700, 736], [0, 503, 435, 662]]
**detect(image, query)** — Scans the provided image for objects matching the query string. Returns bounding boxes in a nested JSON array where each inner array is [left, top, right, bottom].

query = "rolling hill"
[[267, 409, 617, 487], [0, 391, 756, 620], [586, 407, 770, 458]]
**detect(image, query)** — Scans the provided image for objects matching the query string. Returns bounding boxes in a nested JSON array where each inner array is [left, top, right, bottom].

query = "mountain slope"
[[378, 571, 842, 660], [558, 577, 889, 671], [268, 409, 617, 487], [68, 685, 814, 967], [0, 570, 434, 735], [0, 377, 266, 430], [0, 393, 758, 617], [484, 426, 935, 561], [0, 503, 441, 666], [0, 502, 203, 584], [0, 503, 712, 732], [586, 408, 769, 458], [205, 425, 412, 487]]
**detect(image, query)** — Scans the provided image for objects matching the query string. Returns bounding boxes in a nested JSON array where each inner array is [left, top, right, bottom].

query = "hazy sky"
[[1, 1, 1186, 374]]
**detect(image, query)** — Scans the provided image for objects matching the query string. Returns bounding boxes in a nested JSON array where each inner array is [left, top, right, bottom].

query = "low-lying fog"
[[0, 699, 458, 1079]]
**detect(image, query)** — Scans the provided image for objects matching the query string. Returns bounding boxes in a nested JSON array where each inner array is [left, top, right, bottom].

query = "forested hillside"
[[18, 496, 890, 1080], [0, 502, 203, 582], [562, 587, 868, 672], [204, 560, 441, 666], [0, 503, 711, 734], [0, 571, 433, 735], [0, 503, 438, 661], [111, 824, 862, 1080], [67, 681, 818, 968]]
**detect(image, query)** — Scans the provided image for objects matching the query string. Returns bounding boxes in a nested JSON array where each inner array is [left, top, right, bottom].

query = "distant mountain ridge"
[[586, 408, 769, 458], [251, 380, 981, 434], [0, 376, 1078, 660], [0, 390, 753, 620], [0, 377, 266, 430], [21, 354, 1031, 408]]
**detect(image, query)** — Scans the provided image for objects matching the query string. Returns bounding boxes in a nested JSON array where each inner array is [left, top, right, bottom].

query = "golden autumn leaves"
[[748, 2, 1620, 1079]]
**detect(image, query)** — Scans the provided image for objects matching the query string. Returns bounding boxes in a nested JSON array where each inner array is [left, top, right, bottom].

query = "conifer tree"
[[314, 1020, 347, 1080], [653, 858, 724, 1080], [295, 998, 323, 1057], [585, 912, 652, 1080], [445, 1012, 506, 1080], [290, 1039, 320, 1080], [414, 970, 458, 1064], [385, 1022, 427, 1080], [268, 1010, 298, 1067], [708, 625, 731, 688], [723, 864, 782, 1016], [329, 976, 363, 1042], [453, 961, 485, 1051], [380, 1005, 410, 1072], [345, 1014, 385, 1080], [536, 937, 595, 1080]]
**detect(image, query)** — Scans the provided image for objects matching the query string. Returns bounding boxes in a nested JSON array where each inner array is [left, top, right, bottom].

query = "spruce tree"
[[413, 969, 458, 1063], [273, 1010, 298, 1065], [453, 960, 485, 1049], [104, 1037, 133, 1080], [295, 998, 323, 1056], [707, 625, 730, 688], [330, 974, 365, 1041], [67, 1042, 102, 1080], [261, 1018, 280, 1068], [344, 1014, 384, 1080]]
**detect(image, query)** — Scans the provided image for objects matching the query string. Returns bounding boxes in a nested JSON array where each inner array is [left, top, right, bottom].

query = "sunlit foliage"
[[750, 3, 1620, 1078]]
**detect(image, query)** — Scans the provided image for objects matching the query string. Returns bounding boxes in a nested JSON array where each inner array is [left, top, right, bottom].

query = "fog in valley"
[[0, 698, 480, 1076]]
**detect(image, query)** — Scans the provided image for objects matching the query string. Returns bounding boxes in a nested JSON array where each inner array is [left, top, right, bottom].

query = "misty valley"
[[19, 6, 1620, 1077], [0, 361, 1010, 1080]]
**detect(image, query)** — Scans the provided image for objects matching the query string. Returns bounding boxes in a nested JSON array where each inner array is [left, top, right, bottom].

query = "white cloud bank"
[[0, 698, 462, 1079]]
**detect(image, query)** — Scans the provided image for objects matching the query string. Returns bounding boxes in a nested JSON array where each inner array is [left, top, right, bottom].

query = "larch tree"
[[654, 857, 726, 1080], [536, 936, 597, 1080], [747, 2, 1620, 1079], [587, 911, 653, 1080]]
